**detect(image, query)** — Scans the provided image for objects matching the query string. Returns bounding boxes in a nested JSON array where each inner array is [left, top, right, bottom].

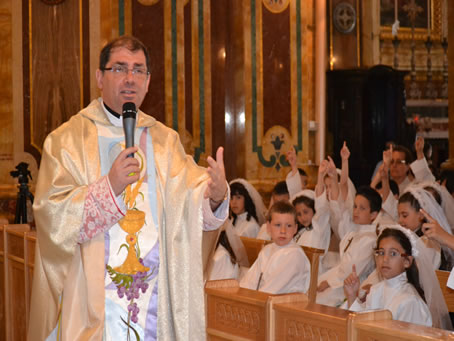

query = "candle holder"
[[392, 36, 400, 69], [424, 36, 437, 99]]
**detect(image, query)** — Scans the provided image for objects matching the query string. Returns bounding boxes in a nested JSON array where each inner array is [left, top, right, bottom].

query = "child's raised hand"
[[378, 163, 388, 180], [318, 159, 329, 176], [415, 136, 424, 155], [286, 146, 297, 170], [343, 264, 360, 301], [383, 146, 392, 167], [421, 209, 450, 244], [326, 156, 337, 178], [340, 141, 350, 161]]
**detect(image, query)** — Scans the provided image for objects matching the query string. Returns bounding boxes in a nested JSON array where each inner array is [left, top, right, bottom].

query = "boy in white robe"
[[257, 181, 290, 240], [240, 201, 310, 294], [316, 185, 383, 307]]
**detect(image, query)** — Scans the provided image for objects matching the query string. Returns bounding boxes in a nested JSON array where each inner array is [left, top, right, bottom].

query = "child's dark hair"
[[272, 181, 289, 196], [375, 179, 400, 197], [230, 182, 258, 225], [423, 186, 442, 206], [267, 201, 296, 222], [292, 195, 315, 229], [356, 186, 382, 213], [377, 228, 425, 301], [298, 168, 308, 177], [292, 195, 315, 214], [398, 191, 421, 211], [216, 231, 237, 265], [440, 169, 454, 195]]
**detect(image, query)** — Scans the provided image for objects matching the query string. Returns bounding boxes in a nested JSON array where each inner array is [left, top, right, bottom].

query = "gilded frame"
[[380, 0, 443, 41]]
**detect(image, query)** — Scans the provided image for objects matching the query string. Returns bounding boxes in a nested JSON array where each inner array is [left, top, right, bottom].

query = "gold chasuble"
[[28, 99, 218, 340]]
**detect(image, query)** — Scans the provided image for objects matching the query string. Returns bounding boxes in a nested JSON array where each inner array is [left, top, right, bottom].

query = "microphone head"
[[122, 102, 137, 119]]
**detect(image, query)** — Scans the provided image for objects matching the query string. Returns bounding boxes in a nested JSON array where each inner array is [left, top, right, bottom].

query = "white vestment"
[[349, 272, 432, 327], [240, 241, 310, 294]]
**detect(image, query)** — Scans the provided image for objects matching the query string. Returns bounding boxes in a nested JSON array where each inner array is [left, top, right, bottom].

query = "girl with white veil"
[[399, 186, 454, 270], [344, 225, 452, 330]]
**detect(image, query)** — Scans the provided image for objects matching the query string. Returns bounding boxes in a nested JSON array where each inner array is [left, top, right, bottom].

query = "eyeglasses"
[[390, 159, 407, 166], [102, 64, 149, 80], [374, 249, 408, 258]]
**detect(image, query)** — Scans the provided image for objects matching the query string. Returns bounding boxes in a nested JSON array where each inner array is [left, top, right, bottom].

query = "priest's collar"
[[104, 102, 120, 118], [101, 101, 122, 127]]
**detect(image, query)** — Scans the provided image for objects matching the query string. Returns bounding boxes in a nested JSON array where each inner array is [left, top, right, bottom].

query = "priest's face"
[[267, 212, 297, 246], [96, 46, 150, 114]]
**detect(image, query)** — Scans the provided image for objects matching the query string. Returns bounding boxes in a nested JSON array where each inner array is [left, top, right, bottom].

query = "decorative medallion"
[[333, 2, 356, 34], [137, 0, 160, 6], [262, 0, 291, 14], [40, 0, 65, 4]]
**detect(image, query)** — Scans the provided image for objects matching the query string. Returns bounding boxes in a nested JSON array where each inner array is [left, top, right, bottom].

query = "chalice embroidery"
[[115, 149, 149, 275]]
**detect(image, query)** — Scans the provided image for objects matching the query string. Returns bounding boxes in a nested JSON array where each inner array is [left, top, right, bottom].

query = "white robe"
[[232, 212, 260, 238], [349, 272, 432, 327], [256, 223, 270, 240], [296, 193, 331, 251], [208, 245, 239, 281], [240, 241, 310, 294], [316, 224, 377, 307]]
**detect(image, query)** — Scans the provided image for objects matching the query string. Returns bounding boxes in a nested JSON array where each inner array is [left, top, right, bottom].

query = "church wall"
[[0, 0, 317, 222]]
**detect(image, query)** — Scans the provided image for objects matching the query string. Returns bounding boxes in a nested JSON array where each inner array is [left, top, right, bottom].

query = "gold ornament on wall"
[[262, 0, 290, 14]]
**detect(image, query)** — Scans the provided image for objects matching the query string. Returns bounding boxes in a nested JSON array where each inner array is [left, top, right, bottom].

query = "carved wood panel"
[[23, 0, 90, 164]]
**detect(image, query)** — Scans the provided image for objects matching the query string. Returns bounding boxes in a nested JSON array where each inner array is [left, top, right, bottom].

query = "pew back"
[[300, 246, 324, 303], [239, 237, 267, 266], [436, 270, 454, 312], [205, 279, 307, 340], [3, 224, 35, 341], [272, 301, 392, 341], [352, 319, 454, 340]]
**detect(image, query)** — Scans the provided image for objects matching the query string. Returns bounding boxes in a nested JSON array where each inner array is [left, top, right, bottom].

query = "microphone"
[[122, 102, 137, 158]]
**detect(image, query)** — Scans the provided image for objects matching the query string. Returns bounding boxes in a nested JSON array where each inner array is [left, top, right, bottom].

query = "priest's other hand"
[[205, 147, 227, 210]]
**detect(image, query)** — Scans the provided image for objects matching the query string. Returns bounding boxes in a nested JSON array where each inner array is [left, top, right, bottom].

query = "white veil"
[[412, 180, 454, 234], [290, 189, 315, 203], [229, 178, 267, 226], [378, 224, 452, 330], [404, 185, 454, 269]]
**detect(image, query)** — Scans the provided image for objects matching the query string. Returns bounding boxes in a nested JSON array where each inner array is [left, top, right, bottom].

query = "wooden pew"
[[436, 270, 454, 313], [239, 236, 268, 266], [239, 237, 324, 303], [271, 300, 392, 341], [351, 319, 454, 340], [0, 222, 5, 341], [300, 246, 324, 303], [3, 224, 35, 341], [205, 279, 307, 340]]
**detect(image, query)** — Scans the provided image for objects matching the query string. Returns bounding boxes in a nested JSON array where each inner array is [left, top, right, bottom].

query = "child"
[[228, 179, 266, 238], [240, 201, 310, 294], [286, 146, 308, 198], [316, 186, 382, 307], [292, 159, 331, 251], [398, 186, 454, 270], [207, 223, 249, 281], [344, 225, 451, 329], [257, 181, 290, 240]]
